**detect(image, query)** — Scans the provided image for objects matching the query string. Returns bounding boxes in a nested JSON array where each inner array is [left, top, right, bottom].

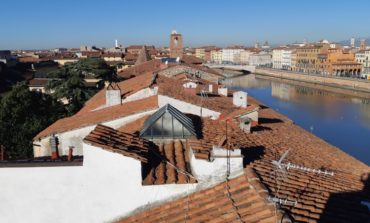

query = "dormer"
[[140, 104, 197, 140]]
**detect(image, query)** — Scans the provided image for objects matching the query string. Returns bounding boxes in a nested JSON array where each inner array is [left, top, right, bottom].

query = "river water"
[[224, 74, 370, 166]]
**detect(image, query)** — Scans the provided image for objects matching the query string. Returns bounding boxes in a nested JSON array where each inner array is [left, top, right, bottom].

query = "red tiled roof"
[[157, 75, 252, 115], [28, 78, 49, 87], [118, 59, 162, 78], [84, 124, 149, 162], [117, 169, 279, 223], [142, 140, 197, 185], [181, 55, 204, 64], [117, 115, 149, 134], [117, 95, 370, 222], [78, 72, 154, 114], [34, 95, 158, 139], [84, 125, 196, 185]]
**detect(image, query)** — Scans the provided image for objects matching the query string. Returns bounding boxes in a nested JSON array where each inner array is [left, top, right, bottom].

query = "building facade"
[[221, 47, 244, 63], [356, 50, 370, 76], [272, 47, 295, 70], [249, 52, 272, 67], [210, 49, 223, 64]]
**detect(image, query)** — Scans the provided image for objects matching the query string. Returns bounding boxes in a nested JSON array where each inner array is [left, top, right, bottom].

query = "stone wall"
[[255, 68, 370, 92]]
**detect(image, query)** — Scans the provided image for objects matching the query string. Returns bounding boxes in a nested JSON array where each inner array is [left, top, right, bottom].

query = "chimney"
[[233, 91, 248, 108], [0, 145, 4, 161], [218, 87, 228, 96], [68, 146, 74, 162], [106, 83, 122, 107], [49, 134, 59, 160], [208, 84, 213, 93]]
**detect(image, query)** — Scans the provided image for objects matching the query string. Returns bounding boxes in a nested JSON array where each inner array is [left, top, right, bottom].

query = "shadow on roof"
[[259, 117, 284, 124], [241, 145, 265, 167], [318, 173, 370, 222], [185, 114, 203, 139], [251, 125, 272, 132]]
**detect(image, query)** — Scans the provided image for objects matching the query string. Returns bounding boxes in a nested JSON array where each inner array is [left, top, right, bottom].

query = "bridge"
[[205, 63, 256, 73]]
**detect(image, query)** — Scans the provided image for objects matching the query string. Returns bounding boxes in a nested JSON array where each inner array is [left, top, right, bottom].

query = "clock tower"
[[169, 30, 183, 58]]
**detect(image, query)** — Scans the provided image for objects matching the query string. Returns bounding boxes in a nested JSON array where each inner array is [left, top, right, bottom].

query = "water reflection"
[[224, 74, 370, 165]]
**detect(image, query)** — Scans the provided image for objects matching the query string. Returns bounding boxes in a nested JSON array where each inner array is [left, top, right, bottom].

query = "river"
[[224, 74, 370, 166]]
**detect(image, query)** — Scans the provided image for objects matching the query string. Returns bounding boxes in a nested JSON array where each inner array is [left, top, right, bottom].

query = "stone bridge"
[[205, 64, 256, 73]]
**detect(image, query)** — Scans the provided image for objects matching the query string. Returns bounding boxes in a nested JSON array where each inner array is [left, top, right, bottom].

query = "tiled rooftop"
[[84, 124, 149, 162], [34, 95, 158, 139], [118, 59, 162, 78], [142, 140, 196, 185], [79, 72, 154, 114], [114, 96, 370, 222], [84, 125, 196, 185], [117, 168, 279, 223]]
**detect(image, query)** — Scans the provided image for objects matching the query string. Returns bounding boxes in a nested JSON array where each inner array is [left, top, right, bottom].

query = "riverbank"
[[255, 68, 370, 94], [256, 75, 370, 99]]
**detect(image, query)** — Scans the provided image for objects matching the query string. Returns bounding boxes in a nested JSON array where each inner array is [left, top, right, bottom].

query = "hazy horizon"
[[1, 0, 370, 50]]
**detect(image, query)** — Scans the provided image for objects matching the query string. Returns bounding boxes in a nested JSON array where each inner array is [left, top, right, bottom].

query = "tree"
[[46, 58, 118, 115], [0, 82, 66, 159]]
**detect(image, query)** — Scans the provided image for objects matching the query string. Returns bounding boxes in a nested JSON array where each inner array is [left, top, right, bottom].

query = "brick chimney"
[[106, 83, 122, 107], [49, 134, 59, 160], [68, 146, 74, 162], [0, 145, 5, 161]]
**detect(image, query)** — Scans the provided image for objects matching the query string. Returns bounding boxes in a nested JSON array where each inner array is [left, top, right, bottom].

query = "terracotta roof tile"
[[117, 170, 278, 223], [34, 95, 158, 139], [84, 125, 149, 162], [142, 140, 196, 185], [79, 72, 154, 114], [118, 59, 162, 78], [157, 75, 253, 116], [84, 125, 196, 185]]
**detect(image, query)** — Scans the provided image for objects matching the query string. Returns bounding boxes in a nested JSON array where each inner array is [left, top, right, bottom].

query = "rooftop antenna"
[[270, 149, 297, 207]]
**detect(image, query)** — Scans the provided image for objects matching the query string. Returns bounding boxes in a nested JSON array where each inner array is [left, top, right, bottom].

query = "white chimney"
[[189, 146, 244, 182], [233, 91, 247, 108], [208, 84, 213, 93], [106, 84, 121, 107], [218, 87, 228, 96]]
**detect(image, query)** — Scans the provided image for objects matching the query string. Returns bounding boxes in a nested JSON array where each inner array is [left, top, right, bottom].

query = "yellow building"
[[293, 44, 329, 74]]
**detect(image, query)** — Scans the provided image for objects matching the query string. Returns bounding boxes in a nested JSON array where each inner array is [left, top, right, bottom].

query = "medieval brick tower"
[[169, 30, 183, 58]]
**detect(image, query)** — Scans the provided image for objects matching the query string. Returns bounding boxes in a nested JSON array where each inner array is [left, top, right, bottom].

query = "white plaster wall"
[[240, 110, 259, 122], [122, 87, 158, 103], [218, 87, 228, 96], [158, 95, 220, 119], [0, 144, 196, 223], [183, 82, 197, 88], [189, 147, 244, 184], [33, 109, 157, 157]]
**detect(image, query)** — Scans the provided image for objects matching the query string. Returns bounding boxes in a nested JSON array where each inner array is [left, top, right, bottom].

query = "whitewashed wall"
[[0, 144, 197, 223], [189, 146, 244, 184], [158, 95, 220, 119], [122, 87, 158, 103], [33, 109, 157, 157]]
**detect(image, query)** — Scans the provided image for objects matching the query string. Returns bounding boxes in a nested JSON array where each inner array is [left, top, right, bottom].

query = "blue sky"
[[1, 0, 370, 49]]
